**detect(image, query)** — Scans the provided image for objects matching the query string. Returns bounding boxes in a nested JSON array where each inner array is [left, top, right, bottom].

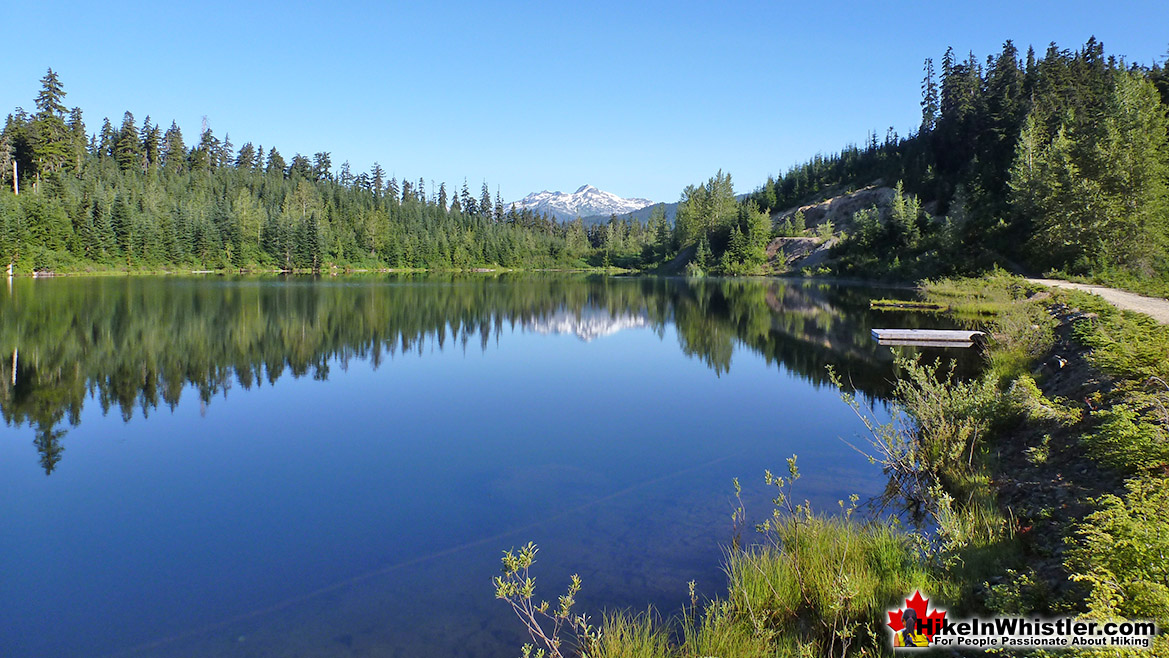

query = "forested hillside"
[[746, 38, 1169, 291], [0, 71, 625, 272], [3, 38, 1168, 287]]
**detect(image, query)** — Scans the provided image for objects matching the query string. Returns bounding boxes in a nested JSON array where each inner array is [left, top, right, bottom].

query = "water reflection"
[[0, 274, 976, 475]]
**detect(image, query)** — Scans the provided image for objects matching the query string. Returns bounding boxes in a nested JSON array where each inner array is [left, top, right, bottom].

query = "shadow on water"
[[1, 274, 981, 475]]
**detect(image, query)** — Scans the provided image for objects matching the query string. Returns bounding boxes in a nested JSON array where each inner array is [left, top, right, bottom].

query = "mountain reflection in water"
[[0, 274, 979, 476], [1, 274, 990, 658]]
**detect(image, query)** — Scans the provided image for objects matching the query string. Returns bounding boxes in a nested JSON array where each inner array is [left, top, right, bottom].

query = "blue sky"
[[5, 0, 1167, 203]]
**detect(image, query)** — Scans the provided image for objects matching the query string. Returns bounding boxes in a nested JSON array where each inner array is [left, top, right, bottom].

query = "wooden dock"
[[870, 328, 985, 348]]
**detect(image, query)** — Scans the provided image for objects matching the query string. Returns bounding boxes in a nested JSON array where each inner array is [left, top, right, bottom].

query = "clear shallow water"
[[0, 275, 976, 657]]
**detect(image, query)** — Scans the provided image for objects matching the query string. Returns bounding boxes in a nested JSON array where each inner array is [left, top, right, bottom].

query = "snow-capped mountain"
[[507, 185, 653, 221]]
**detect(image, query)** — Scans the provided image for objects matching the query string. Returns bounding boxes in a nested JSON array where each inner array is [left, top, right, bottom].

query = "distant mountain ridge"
[[507, 185, 653, 221]]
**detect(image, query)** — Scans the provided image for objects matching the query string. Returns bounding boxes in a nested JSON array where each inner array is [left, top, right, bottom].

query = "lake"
[[0, 275, 977, 657]]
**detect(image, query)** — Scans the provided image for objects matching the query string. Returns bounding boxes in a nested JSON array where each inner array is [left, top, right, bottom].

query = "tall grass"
[[495, 274, 1169, 657], [724, 515, 936, 656]]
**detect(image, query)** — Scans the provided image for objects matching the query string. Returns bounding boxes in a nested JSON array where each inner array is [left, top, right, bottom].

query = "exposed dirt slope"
[[774, 185, 896, 230], [766, 237, 836, 272]]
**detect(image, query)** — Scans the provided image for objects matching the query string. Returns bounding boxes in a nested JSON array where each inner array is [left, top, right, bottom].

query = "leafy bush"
[[1083, 405, 1169, 473], [1073, 307, 1169, 383], [1008, 374, 1082, 426], [891, 357, 1005, 486], [1068, 477, 1169, 624]]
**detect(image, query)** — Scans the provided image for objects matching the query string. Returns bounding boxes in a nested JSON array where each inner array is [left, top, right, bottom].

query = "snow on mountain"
[[507, 185, 653, 221]]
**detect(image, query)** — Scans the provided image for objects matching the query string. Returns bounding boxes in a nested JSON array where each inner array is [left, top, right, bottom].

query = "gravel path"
[[1027, 278, 1169, 324]]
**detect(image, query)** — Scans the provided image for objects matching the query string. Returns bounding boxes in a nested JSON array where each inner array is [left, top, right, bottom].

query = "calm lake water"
[[0, 275, 977, 658]]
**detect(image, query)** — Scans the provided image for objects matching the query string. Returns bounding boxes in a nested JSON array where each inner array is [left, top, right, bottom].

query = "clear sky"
[[4, 0, 1166, 203]]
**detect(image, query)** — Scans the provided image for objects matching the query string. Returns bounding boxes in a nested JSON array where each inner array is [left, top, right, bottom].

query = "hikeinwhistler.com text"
[[917, 616, 1158, 650]]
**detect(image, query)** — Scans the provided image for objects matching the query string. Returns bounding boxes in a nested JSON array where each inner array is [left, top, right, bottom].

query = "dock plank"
[[871, 328, 984, 347]]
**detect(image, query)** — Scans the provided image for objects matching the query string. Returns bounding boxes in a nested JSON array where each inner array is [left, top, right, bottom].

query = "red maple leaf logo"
[[887, 591, 947, 642]]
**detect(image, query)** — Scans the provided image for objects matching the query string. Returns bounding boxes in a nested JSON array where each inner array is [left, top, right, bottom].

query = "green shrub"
[[984, 568, 1051, 615], [988, 302, 1057, 382], [1083, 405, 1169, 473], [891, 357, 1005, 486], [1008, 375, 1082, 426], [1068, 477, 1169, 624], [1071, 303, 1169, 383]]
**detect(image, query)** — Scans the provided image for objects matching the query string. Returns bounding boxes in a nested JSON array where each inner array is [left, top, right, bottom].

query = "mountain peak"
[[508, 185, 653, 221]]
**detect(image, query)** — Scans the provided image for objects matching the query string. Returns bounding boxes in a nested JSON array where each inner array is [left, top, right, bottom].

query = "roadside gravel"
[[1026, 278, 1169, 324]]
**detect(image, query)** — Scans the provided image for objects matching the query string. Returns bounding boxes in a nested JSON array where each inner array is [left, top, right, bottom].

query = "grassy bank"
[[494, 273, 1168, 656]]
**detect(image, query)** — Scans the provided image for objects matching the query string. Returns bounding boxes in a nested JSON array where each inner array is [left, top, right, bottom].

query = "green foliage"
[[724, 518, 928, 656], [749, 40, 1169, 292], [892, 357, 1005, 487], [586, 612, 672, 658], [1008, 375, 1082, 426], [1013, 72, 1169, 276], [673, 170, 737, 250], [834, 352, 1005, 501], [983, 568, 1051, 615], [1071, 302, 1169, 383], [774, 210, 806, 238], [1083, 405, 1169, 473], [0, 72, 625, 273], [920, 271, 1040, 315], [723, 460, 935, 656], [815, 218, 835, 240], [1068, 477, 1169, 624], [493, 542, 599, 658]]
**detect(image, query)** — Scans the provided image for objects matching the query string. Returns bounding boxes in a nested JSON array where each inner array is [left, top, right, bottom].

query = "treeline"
[[5, 39, 1167, 284], [746, 38, 1169, 288], [0, 71, 614, 272], [0, 70, 786, 276]]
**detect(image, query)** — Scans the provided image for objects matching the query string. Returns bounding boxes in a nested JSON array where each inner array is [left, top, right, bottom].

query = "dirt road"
[[1027, 278, 1169, 324]]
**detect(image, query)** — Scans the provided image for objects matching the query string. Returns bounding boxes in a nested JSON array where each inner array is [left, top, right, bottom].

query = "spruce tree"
[[162, 122, 186, 173], [66, 107, 86, 174], [114, 112, 141, 171], [480, 182, 492, 218], [32, 68, 69, 175], [265, 147, 285, 176]]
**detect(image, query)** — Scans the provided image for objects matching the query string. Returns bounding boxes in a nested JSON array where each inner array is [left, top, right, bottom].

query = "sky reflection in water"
[[0, 275, 978, 657]]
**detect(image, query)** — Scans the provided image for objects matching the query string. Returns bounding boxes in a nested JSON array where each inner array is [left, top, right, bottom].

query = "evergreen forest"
[[2, 37, 1168, 290]]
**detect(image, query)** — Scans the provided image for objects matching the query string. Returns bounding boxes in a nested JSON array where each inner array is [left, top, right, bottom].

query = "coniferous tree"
[[921, 58, 939, 132], [235, 143, 256, 171], [140, 116, 160, 171], [162, 122, 186, 174], [480, 182, 492, 219], [66, 107, 86, 175], [286, 154, 310, 180], [114, 112, 141, 171], [312, 152, 332, 182], [370, 162, 385, 197], [32, 69, 69, 176], [265, 147, 285, 176]]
